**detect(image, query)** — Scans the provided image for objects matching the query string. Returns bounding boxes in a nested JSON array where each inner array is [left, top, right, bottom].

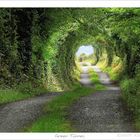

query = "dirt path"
[[80, 65, 92, 87], [69, 64, 135, 132], [0, 93, 59, 132]]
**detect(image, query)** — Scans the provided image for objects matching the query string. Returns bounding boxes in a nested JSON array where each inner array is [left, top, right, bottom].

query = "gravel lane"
[[0, 93, 60, 132], [80, 66, 92, 87], [69, 65, 135, 132]]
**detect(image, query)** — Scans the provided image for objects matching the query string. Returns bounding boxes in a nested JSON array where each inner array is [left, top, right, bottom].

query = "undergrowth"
[[120, 67, 140, 130], [97, 55, 123, 82], [0, 82, 48, 104]]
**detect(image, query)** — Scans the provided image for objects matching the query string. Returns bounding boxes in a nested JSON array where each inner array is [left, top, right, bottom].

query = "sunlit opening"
[[76, 45, 94, 57], [75, 45, 94, 66]]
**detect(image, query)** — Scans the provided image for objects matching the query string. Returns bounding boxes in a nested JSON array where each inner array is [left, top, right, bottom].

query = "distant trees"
[[78, 53, 87, 62]]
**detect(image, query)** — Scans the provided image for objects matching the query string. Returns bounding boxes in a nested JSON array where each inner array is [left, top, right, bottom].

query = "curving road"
[[69, 64, 136, 132], [0, 63, 136, 132]]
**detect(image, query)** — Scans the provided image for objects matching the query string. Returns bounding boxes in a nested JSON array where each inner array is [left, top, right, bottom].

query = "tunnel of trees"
[[1, 8, 140, 132], [0, 8, 140, 92]]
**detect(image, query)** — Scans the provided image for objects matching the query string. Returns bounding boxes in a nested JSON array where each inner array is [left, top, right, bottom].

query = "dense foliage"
[[0, 8, 140, 92]]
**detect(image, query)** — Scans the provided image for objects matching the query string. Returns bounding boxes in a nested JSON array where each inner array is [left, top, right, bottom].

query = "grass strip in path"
[[88, 68, 106, 90], [26, 85, 105, 132]]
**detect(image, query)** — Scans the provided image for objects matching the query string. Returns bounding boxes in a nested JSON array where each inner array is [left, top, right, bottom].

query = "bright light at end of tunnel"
[[76, 45, 94, 57]]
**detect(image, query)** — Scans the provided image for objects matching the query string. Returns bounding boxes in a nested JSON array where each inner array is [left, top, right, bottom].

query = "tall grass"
[[120, 71, 140, 130], [0, 83, 48, 104]]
